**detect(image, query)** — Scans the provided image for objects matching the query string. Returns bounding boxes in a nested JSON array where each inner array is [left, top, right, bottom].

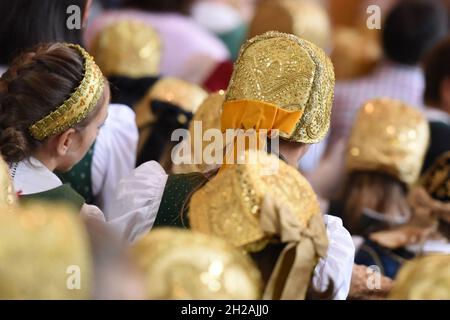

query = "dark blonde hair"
[[342, 171, 411, 234]]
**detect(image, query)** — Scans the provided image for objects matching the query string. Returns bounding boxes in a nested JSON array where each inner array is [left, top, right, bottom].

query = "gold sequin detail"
[[29, 44, 105, 141], [226, 31, 335, 143], [134, 77, 208, 154], [0, 157, 15, 207], [0, 203, 92, 299], [389, 255, 450, 300], [91, 20, 162, 78], [189, 151, 321, 252], [131, 228, 262, 299], [346, 98, 430, 185], [420, 151, 450, 200], [143, 77, 208, 113]]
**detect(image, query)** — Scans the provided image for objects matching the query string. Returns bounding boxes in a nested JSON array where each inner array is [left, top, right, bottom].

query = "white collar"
[[9, 157, 62, 195], [425, 107, 450, 125]]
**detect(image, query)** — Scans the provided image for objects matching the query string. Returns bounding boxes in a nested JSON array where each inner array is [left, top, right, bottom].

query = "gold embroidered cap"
[[29, 44, 105, 141], [0, 156, 15, 208], [249, 0, 332, 51], [0, 203, 92, 299], [172, 90, 225, 174], [190, 151, 323, 251], [131, 228, 262, 300], [346, 98, 430, 185], [225, 31, 335, 143], [331, 27, 382, 80], [91, 20, 162, 78], [146, 77, 208, 114], [189, 151, 328, 299], [389, 255, 450, 300], [135, 77, 208, 154]]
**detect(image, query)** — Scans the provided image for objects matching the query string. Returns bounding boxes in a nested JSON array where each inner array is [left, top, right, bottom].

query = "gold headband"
[[29, 44, 105, 141]]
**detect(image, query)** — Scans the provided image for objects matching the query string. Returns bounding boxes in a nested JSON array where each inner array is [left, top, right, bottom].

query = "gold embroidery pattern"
[[226, 32, 335, 143], [131, 228, 262, 299], [29, 44, 105, 141], [421, 151, 450, 200], [189, 151, 321, 252], [91, 20, 162, 78], [346, 98, 430, 185]]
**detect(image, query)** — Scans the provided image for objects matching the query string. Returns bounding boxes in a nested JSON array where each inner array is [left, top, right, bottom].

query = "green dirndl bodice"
[[19, 184, 85, 212], [56, 145, 95, 204], [153, 172, 209, 228]]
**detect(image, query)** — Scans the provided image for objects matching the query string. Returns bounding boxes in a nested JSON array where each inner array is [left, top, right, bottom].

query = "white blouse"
[[91, 103, 138, 217], [9, 157, 105, 222], [108, 161, 168, 242], [109, 161, 355, 300]]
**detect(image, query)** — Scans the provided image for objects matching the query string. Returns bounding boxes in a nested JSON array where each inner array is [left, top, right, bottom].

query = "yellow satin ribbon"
[[219, 100, 303, 170], [221, 100, 303, 134]]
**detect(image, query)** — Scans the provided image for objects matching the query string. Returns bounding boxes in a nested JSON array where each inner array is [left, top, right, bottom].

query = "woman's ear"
[[55, 128, 78, 156]]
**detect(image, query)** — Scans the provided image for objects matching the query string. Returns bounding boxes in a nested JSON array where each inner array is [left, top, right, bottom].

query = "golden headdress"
[[331, 27, 382, 80], [346, 98, 430, 185], [135, 77, 208, 154], [0, 203, 92, 299], [91, 20, 162, 78], [131, 228, 262, 300], [389, 255, 450, 300], [249, 0, 332, 51], [172, 90, 225, 174], [29, 44, 105, 141], [0, 156, 15, 208], [223, 31, 335, 144], [190, 151, 328, 299]]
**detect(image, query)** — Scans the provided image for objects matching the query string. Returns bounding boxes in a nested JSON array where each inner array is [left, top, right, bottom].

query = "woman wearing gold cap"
[[389, 254, 450, 300], [110, 32, 354, 299], [91, 20, 208, 169], [131, 228, 262, 299], [86, 0, 230, 86], [0, 202, 145, 299], [0, 0, 139, 219], [0, 43, 109, 220], [329, 98, 430, 278], [367, 151, 450, 262]]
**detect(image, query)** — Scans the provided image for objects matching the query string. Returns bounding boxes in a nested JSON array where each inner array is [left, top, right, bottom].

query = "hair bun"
[[0, 112, 28, 163]]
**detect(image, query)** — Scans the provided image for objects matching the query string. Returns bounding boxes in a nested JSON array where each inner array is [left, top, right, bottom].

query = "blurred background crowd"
[[0, 0, 449, 300]]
